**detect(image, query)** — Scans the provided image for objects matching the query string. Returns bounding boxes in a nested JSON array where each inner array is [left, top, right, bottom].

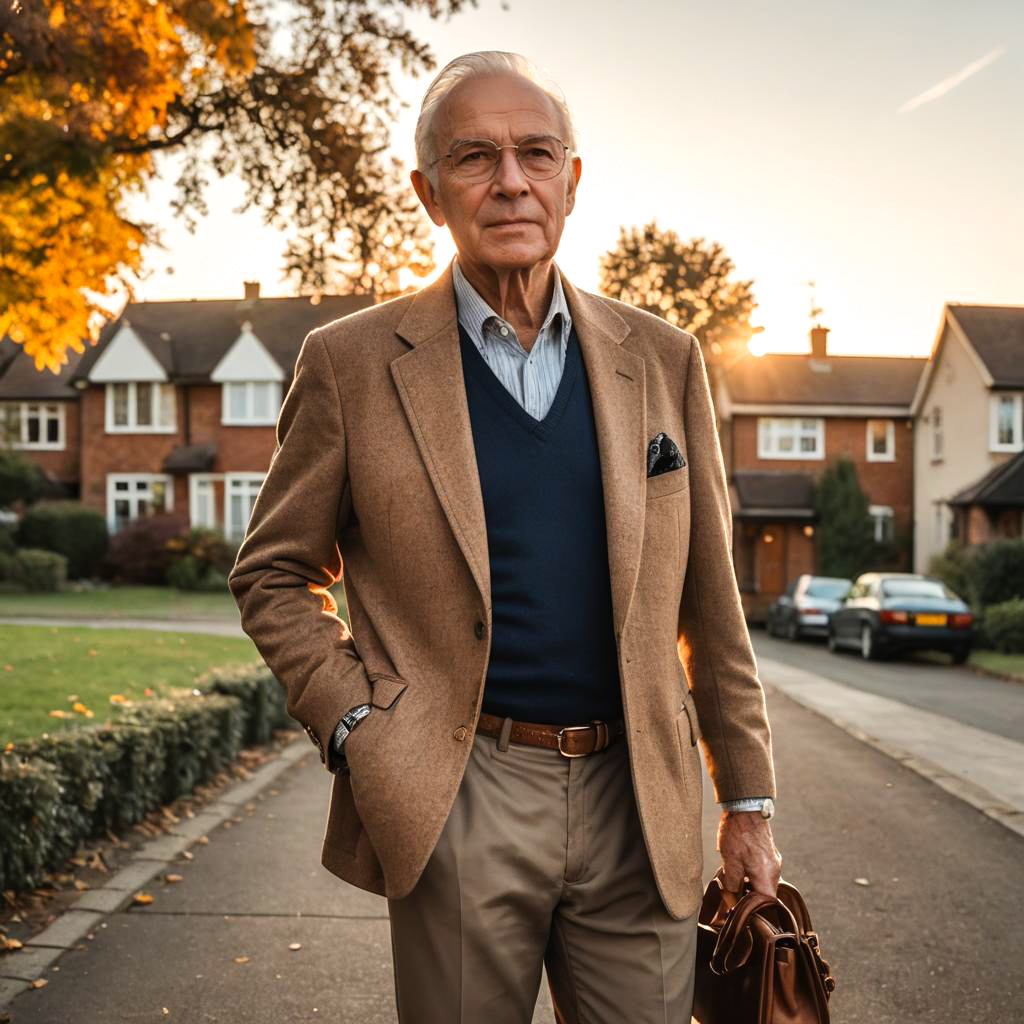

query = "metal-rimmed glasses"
[[429, 134, 570, 183]]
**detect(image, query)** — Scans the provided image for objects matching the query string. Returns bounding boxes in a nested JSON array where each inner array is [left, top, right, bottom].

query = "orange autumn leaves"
[[0, 0, 258, 371]]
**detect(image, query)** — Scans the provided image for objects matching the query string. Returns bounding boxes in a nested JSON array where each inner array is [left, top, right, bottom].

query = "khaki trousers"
[[386, 717, 699, 1023]]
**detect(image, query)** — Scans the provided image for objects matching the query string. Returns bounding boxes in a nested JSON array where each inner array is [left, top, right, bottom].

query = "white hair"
[[414, 50, 577, 190]]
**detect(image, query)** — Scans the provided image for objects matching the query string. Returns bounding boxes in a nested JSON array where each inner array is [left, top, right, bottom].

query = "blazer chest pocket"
[[645, 465, 689, 500]]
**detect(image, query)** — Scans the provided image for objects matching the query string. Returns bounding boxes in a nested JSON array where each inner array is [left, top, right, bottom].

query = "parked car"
[[827, 572, 975, 662], [766, 574, 852, 640]]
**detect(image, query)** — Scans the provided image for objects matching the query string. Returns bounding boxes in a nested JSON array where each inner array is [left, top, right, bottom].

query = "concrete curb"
[[0, 735, 311, 1010], [759, 656, 1024, 842]]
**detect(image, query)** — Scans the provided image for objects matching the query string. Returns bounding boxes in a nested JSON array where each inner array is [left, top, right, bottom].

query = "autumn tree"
[[0, 0, 474, 372], [598, 220, 760, 389]]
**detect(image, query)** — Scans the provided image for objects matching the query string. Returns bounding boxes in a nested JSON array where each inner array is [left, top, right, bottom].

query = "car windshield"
[[880, 579, 951, 600], [806, 579, 850, 599]]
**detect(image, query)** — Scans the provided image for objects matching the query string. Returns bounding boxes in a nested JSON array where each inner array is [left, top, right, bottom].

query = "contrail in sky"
[[898, 45, 1007, 113]]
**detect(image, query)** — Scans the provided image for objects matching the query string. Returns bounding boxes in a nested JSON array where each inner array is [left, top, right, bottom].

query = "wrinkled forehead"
[[434, 73, 564, 150]]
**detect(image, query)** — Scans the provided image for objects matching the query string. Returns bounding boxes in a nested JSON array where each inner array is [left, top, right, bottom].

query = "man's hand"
[[717, 810, 782, 899]]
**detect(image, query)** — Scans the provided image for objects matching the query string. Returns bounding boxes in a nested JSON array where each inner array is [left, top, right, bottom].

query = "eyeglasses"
[[430, 134, 570, 183]]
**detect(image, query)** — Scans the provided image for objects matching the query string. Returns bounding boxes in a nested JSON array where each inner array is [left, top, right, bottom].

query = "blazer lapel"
[[558, 270, 647, 638], [390, 259, 647, 638], [390, 262, 492, 609]]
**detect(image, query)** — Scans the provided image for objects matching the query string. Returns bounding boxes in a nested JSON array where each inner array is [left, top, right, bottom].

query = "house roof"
[[730, 469, 816, 519], [947, 305, 1024, 389], [722, 351, 926, 408], [949, 451, 1024, 507], [0, 336, 86, 400], [70, 293, 374, 385]]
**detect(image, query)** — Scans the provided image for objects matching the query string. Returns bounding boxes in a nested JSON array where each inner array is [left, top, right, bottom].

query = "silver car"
[[767, 574, 852, 641]]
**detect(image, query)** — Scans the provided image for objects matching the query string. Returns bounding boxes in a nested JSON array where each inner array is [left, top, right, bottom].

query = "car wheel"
[[827, 626, 840, 654], [951, 646, 970, 665], [860, 624, 877, 660], [785, 617, 800, 642]]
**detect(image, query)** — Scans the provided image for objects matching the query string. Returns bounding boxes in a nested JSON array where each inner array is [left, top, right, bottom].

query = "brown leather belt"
[[476, 711, 626, 757]]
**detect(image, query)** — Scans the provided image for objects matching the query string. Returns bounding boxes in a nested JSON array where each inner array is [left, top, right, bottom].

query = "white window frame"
[[225, 472, 266, 542], [221, 381, 282, 426], [0, 401, 65, 450], [865, 418, 895, 462], [930, 405, 944, 461], [105, 381, 176, 433], [868, 504, 895, 544], [188, 473, 224, 531], [989, 394, 1024, 453], [756, 417, 825, 460], [106, 473, 174, 533]]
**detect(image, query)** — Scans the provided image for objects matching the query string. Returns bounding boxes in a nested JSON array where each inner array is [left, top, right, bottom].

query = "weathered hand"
[[717, 810, 782, 898]]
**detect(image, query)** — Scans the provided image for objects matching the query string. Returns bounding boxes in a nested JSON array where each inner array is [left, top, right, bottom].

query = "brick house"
[[910, 304, 1024, 571], [716, 326, 927, 622], [0, 336, 85, 497], [55, 283, 372, 540]]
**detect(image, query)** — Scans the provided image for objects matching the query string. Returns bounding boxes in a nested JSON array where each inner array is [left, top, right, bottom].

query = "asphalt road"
[[751, 628, 1024, 743]]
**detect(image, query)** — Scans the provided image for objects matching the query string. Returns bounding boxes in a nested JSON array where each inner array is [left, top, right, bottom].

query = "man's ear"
[[564, 155, 582, 217], [410, 169, 447, 228]]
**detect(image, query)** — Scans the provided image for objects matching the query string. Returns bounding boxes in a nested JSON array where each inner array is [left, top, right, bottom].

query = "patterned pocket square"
[[647, 431, 686, 478]]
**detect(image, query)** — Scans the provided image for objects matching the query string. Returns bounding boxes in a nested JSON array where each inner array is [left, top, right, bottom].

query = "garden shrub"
[[165, 527, 236, 591], [16, 500, 109, 579], [966, 539, 1024, 608], [0, 448, 47, 508], [0, 662, 294, 893], [102, 511, 189, 584], [982, 597, 1024, 654], [10, 547, 67, 591], [926, 541, 977, 605]]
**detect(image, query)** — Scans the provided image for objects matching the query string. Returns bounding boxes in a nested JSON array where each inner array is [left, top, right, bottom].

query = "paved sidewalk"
[[3, 681, 1023, 1022], [0, 616, 246, 638]]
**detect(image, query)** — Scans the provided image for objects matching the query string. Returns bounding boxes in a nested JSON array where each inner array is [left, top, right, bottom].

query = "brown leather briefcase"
[[692, 868, 836, 1023]]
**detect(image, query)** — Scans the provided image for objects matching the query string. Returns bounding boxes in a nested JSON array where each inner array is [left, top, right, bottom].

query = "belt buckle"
[[557, 720, 609, 758]]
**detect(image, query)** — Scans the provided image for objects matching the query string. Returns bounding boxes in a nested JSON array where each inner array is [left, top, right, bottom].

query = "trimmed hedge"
[[16, 500, 108, 579], [0, 663, 295, 893], [8, 547, 67, 591], [982, 598, 1024, 654]]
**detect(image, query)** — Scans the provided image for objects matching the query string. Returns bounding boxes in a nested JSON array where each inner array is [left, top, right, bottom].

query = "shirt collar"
[[452, 257, 572, 351]]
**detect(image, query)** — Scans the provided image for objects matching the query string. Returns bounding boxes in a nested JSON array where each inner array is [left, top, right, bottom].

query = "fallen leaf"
[[73, 880, 89, 891], [234, 955, 250, 964], [1, 937, 23, 951], [165, 874, 183, 883], [181, 851, 194, 861], [288, 943, 302, 951], [853, 877, 871, 886], [30, 979, 48, 989], [132, 891, 154, 905]]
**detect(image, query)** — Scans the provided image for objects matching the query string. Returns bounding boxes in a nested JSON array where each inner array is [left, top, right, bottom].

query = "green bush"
[[927, 541, 976, 604], [982, 598, 1024, 653], [966, 539, 1024, 608], [0, 663, 295, 893], [10, 547, 67, 591], [0, 520, 16, 555], [16, 500, 109, 579], [0, 448, 47, 508], [166, 555, 228, 591]]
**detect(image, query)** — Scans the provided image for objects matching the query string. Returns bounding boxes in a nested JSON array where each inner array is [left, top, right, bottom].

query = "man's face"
[[411, 73, 582, 273]]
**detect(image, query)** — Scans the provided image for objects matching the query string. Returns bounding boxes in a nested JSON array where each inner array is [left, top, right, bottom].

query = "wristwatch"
[[331, 703, 373, 754], [725, 797, 775, 819]]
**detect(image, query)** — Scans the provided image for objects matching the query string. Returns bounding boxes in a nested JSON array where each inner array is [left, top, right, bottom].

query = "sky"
[[124, 0, 1024, 357]]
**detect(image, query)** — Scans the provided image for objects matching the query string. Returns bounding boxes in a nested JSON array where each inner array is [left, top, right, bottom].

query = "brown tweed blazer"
[[227, 259, 776, 921]]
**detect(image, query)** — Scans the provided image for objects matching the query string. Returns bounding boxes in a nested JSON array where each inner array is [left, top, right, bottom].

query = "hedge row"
[[0, 663, 295, 893]]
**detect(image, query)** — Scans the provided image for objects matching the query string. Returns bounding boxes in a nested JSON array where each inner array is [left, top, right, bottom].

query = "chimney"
[[809, 325, 829, 358], [243, 280, 260, 300]]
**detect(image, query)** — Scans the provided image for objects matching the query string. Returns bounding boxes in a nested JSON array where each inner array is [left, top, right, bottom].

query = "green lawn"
[[0, 624, 262, 744], [969, 648, 1024, 682], [0, 582, 348, 622]]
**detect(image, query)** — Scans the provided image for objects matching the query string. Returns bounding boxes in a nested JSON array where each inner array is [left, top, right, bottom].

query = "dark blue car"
[[827, 572, 975, 663]]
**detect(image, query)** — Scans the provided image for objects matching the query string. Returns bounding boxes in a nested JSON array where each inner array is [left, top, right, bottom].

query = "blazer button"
[[474, 619, 485, 639], [453, 726, 468, 741]]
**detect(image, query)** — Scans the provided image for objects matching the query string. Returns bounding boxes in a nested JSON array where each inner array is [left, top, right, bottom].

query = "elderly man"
[[228, 50, 780, 1024]]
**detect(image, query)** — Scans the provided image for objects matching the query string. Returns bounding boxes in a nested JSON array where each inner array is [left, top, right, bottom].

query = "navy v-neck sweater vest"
[[457, 321, 623, 725]]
